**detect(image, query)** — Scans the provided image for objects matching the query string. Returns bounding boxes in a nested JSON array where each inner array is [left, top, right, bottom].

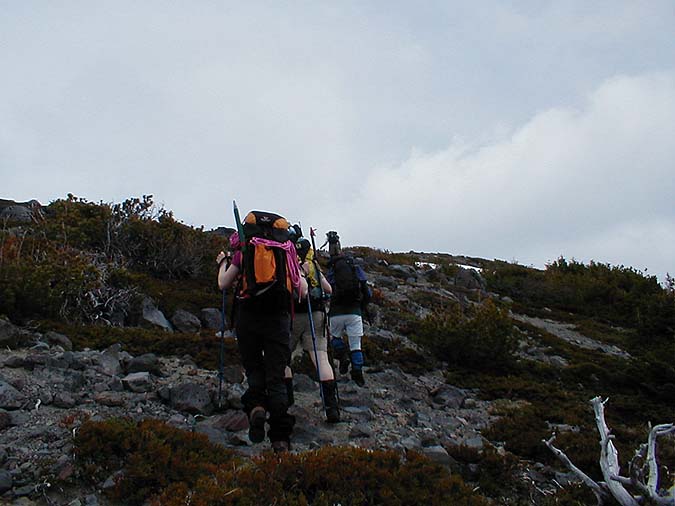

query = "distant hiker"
[[323, 230, 342, 257], [326, 235, 372, 387], [217, 211, 308, 453], [288, 236, 340, 423]]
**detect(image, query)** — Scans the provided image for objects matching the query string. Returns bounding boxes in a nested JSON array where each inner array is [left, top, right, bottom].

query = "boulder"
[[452, 267, 486, 290], [292, 374, 317, 393], [122, 372, 153, 393], [171, 310, 201, 333], [0, 204, 33, 222], [43, 331, 73, 351], [430, 384, 467, 409], [94, 392, 125, 407], [0, 379, 26, 410], [200, 308, 223, 330], [0, 318, 36, 347], [97, 345, 123, 376], [0, 469, 12, 494], [421, 445, 455, 467], [349, 423, 374, 438], [170, 382, 213, 415], [53, 392, 77, 408], [221, 365, 244, 384], [209, 411, 249, 432], [127, 353, 161, 375], [141, 298, 173, 332]]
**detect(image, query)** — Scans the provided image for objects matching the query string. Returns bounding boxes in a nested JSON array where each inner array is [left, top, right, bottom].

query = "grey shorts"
[[290, 311, 328, 353]]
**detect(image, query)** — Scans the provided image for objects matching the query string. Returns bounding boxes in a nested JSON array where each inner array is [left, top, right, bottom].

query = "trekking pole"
[[233, 200, 246, 254], [217, 253, 231, 409], [305, 286, 326, 412]]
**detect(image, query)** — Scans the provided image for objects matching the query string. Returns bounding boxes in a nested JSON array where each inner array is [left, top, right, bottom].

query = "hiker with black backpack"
[[288, 236, 340, 423], [217, 209, 307, 453], [325, 232, 372, 387]]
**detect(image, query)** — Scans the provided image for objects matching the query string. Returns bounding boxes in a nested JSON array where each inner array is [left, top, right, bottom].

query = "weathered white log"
[[647, 423, 675, 495], [544, 435, 608, 506], [545, 397, 674, 506], [591, 396, 640, 506]]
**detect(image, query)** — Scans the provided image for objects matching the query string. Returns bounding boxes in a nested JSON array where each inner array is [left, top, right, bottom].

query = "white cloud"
[[337, 73, 675, 279]]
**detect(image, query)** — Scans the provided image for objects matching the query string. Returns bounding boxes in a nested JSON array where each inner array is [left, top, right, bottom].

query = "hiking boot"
[[351, 368, 365, 387], [339, 356, 350, 375], [321, 380, 340, 423], [272, 440, 290, 453], [248, 406, 266, 444]]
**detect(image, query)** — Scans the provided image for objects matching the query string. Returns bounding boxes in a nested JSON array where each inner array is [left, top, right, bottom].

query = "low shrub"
[[74, 419, 488, 506], [413, 299, 518, 372], [75, 418, 238, 505]]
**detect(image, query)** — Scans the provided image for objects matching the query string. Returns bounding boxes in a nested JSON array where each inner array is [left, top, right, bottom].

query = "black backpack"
[[330, 255, 361, 305]]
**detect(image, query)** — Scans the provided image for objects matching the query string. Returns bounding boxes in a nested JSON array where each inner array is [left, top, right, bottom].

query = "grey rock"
[[141, 298, 173, 332], [13, 484, 35, 497], [430, 384, 467, 409], [349, 423, 374, 438], [0, 380, 26, 410], [400, 436, 422, 451], [46, 354, 72, 369], [102, 470, 124, 490], [200, 308, 223, 330], [40, 368, 85, 392], [204, 411, 249, 432], [0, 318, 35, 347], [421, 445, 455, 467], [462, 435, 487, 451], [222, 365, 244, 384], [171, 310, 201, 333], [171, 382, 213, 415], [452, 267, 486, 290], [84, 494, 99, 506], [292, 374, 317, 393], [548, 355, 569, 368], [94, 392, 125, 407], [9, 410, 29, 426], [194, 425, 229, 446], [43, 331, 72, 351], [24, 354, 47, 369], [97, 346, 123, 376], [226, 384, 245, 410], [389, 264, 417, 277], [127, 353, 161, 375], [122, 372, 153, 393], [108, 376, 124, 392], [53, 392, 76, 408], [0, 409, 9, 429], [0, 204, 35, 222], [0, 469, 11, 493], [3, 356, 27, 368]]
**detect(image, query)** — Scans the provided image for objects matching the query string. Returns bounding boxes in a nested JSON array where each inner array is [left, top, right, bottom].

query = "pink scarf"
[[249, 237, 302, 289]]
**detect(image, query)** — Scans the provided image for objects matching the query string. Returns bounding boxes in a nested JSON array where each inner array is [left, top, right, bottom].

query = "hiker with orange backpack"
[[217, 207, 307, 453]]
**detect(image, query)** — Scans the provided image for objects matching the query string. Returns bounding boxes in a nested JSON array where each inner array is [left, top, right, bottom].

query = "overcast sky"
[[2, 2, 674, 279]]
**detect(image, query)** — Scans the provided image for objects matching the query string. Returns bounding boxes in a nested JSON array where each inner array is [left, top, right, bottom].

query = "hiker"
[[325, 232, 372, 387], [286, 236, 340, 423], [216, 211, 307, 453]]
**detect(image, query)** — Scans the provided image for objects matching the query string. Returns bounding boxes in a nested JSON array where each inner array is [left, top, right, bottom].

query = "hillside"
[[1, 195, 674, 506]]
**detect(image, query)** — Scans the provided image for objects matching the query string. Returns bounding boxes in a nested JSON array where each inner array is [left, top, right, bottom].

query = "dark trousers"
[[236, 307, 295, 442]]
